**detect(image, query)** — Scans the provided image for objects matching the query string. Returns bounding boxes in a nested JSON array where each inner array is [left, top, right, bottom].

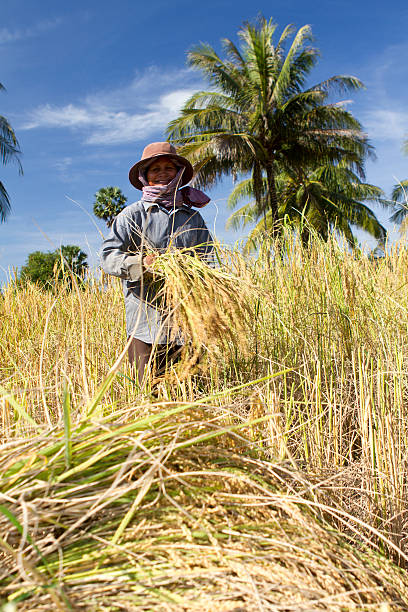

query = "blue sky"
[[1, 0, 407, 283]]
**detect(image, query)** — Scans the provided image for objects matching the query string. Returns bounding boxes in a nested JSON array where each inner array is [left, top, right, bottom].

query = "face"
[[146, 157, 178, 186]]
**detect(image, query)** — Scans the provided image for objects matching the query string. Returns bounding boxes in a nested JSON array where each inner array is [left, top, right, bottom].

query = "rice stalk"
[[1, 398, 408, 610], [151, 245, 257, 372], [3, 231, 408, 600]]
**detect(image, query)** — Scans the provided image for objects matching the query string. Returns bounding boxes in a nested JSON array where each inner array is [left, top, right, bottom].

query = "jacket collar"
[[141, 199, 191, 213]]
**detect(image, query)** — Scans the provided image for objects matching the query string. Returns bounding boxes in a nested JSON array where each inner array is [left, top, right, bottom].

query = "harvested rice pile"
[[1, 402, 408, 611]]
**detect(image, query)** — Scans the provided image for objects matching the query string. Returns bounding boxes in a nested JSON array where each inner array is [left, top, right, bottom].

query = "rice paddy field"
[[2, 232, 408, 610]]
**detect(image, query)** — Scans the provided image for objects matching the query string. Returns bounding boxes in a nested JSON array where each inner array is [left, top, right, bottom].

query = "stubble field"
[[2, 232, 408, 610]]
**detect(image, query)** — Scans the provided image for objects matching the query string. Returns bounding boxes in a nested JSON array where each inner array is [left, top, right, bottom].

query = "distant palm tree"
[[0, 82, 22, 222], [167, 17, 372, 236], [226, 162, 387, 250], [390, 181, 408, 224], [390, 139, 408, 232], [93, 186, 127, 227]]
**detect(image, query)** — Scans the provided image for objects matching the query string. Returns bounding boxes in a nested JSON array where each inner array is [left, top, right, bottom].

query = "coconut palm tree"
[[0, 82, 22, 222], [389, 139, 408, 233], [226, 161, 387, 250], [167, 17, 372, 236], [390, 181, 408, 224]]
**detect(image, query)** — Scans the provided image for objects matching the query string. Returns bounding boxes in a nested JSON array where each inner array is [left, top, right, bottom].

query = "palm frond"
[[0, 180, 11, 222], [341, 200, 386, 241], [307, 75, 365, 96], [244, 211, 274, 252], [275, 23, 296, 50], [391, 180, 408, 203], [182, 91, 237, 110], [187, 44, 244, 99], [0, 87, 22, 220], [272, 24, 314, 105], [167, 106, 243, 141], [390, 180, 408, 224], [225, 201, 258, 230], [0, 115, 22, 170], [227, 178, 257, 209], [221, 37, 246, 68]]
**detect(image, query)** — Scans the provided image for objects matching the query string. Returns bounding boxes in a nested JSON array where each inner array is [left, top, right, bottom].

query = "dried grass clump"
[[1, 404, 408, 611], [152, 247, 257, 369]]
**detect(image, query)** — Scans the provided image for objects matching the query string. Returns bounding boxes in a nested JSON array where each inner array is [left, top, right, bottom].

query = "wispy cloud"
[[358, 41, 408, 145], [53, 157, 74, 182], [0, 18, 63, 44], [22, 67, 200, 145], [369, 42, 408, 94], [362, 109, 408, 143]]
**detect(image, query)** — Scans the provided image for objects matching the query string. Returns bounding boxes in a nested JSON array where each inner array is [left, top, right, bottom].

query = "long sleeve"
[[191, 213, 214, 264], [100, 207, 145, 281]]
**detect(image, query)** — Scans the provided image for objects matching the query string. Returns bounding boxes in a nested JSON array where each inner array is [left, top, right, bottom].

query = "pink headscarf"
[[139, 166, 210, 209]]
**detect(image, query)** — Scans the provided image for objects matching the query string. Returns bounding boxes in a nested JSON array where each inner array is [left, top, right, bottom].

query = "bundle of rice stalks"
[[1, 397, 408, 611], [151, 247, 256, 370]]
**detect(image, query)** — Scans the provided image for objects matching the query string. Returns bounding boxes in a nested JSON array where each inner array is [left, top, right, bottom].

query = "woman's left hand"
[[143, 253, 157, 268]]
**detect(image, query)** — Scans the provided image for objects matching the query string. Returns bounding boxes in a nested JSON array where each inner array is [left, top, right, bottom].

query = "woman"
[[101, 142, 213, 383]]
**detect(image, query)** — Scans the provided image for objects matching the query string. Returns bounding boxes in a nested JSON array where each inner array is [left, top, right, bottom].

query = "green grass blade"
[[0, 385, 42, 431], [63, 384, 72, 469]]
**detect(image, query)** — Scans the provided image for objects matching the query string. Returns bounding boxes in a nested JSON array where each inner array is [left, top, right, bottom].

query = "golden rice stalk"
[[151, 246, 257, 369]]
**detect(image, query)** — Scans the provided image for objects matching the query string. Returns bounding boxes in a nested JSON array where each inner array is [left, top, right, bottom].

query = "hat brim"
[[129, 153, 194, 190]]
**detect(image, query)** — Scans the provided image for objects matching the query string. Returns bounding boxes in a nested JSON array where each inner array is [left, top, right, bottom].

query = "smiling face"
[[146, 157, 178, 186]]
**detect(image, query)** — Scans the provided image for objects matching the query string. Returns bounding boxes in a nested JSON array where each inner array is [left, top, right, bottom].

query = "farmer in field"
[[100, 142, 213, 383]]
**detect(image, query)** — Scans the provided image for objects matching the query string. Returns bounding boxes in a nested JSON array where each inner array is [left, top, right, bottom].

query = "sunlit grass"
[[2, 231, 408, 608]]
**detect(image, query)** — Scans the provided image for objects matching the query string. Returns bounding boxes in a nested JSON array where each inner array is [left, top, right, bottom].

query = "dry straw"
[[2, 232, 408, 607], [1, 400, 408, 610], [150, 244, 257, 372]]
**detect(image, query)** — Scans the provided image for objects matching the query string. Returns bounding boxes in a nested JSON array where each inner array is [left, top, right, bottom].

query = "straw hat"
[[129, 142, 194, 190]]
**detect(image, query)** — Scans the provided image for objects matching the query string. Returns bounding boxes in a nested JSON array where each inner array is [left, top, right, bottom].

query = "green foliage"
[[0, 82, 22, 223], [19, 245, 88, 289], [390, 180, 408, 225], [93, 186, 127, 227], [167, 16, 374, 238], [390, 140, 408, 229], [227, 162, 388, 249]]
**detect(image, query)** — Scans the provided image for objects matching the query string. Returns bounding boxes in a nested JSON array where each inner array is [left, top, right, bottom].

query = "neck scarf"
[[139, 166, 210, 209]]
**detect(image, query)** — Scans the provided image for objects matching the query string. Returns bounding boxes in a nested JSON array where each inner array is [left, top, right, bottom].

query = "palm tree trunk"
[[265, 163, 279, 236]]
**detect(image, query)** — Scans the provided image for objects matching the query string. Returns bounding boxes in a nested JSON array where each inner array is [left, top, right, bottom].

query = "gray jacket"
[[100, 199, 213, 304]]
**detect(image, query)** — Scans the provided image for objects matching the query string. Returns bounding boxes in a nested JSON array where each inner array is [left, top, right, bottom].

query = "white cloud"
[[357, 41, 408, 146], [0, 18, 63, 44], [54, 157, 73, 172], [362, 109, 408, 142], [26, 105, 91, 129], [22, 67, 200, 145]]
